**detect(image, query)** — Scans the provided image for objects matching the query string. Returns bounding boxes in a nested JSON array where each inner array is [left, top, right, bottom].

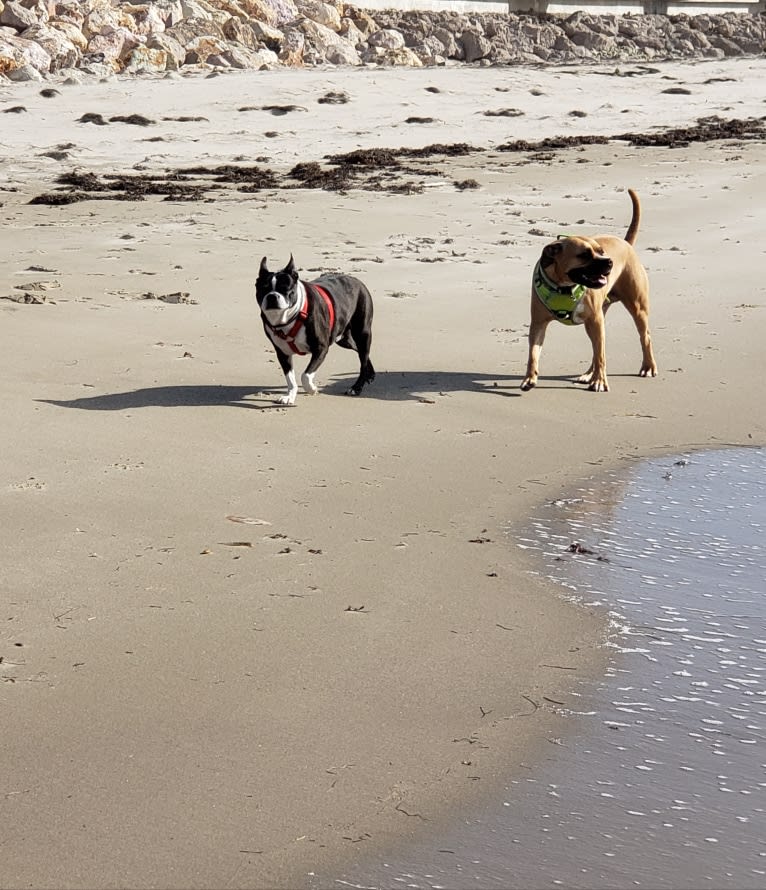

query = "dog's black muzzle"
[[570, 257, 613, 289]]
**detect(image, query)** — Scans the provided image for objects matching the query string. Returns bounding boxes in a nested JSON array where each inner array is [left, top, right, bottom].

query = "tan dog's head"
[[540, 236, 613, 290]]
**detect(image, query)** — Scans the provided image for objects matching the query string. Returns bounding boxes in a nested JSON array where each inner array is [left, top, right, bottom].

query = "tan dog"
[[521, 189, 657, 393]]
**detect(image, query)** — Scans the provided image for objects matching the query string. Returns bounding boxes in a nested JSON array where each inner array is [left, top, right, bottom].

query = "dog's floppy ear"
[[540, 241, 563, 267]]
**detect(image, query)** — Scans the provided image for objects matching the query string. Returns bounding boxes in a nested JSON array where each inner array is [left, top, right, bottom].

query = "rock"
[[298, 16, 345, 62], [126, 4, 167, 36], [222, 15, 262, 50], [342, 8, 376, 38], [146, 31, 185, 68], [84, 31, 120, 66], [296, 0, 340, 32], [48, 18, 86, 50], [368, 27, 404, 50], [338, 17, 365, 48], [325, 39, 359, 64], [410, 36, 446, 66], [165, 15, 223, 45], [7, 59, 42, 77], [0, 32, 50, 71], [123, 44, 167, 71], [278, 24, 303, 65], [250, 19, 283, 49], [20, 22, 78, 68], [213, 0, 295, 27], [52, 2, 85, 27], [361, 45, 422, 66], [179, 0, 213, 20], [183, 34, 228, 63], [708, 34, 745, 56], [1, 0, 38, 30], [460, 29, 490, 62], [220, 42, 277, 67], [433, 27, 460, 59], [82, 6, 129, 40]]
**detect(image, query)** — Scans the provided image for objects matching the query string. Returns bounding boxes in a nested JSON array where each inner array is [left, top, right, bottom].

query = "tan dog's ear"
[[541, 242, 563, 267]]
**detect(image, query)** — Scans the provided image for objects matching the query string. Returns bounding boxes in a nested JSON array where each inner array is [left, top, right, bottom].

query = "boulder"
[[361, 45, 422, 66], [325, 39, 359, 64], [367, 27, 404, 50], [342, 7, 376, 37], [6, 59, 43, 77], [179, 0, 213, 19], [298, 16, 345, 60], [82, 6, 123, 40], [410, 35, 446, 65], [85, 29, 125, 66], [216, 42, 267, 66], [51, 3, 85, 27], [278, 25, 303, 65], [125, 4, 167, 36], [296, 0, 340, 32], [708, 34, 744, 55], [48, 18, 86, 50], [123, 44, 167, 71], [433, 27, 459, 59], [338, 17, 364, 48], [1, 0, 38, 30], [0, 32, 51, 71], [146, 31, 185, 67], [20, 22, 79, 68], [183, 34, 228, 62], [165, 15, 223, 45], [251, 19, 283, 49], [460, 29, 490, 62], [222, 15, 263, 49]]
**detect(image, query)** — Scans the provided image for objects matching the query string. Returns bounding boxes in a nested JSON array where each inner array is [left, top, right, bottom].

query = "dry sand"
[[1, 58, 765, 889]]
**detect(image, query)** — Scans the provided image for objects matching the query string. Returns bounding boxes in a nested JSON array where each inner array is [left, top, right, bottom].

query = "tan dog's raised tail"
[[521, 189, 657, 393]]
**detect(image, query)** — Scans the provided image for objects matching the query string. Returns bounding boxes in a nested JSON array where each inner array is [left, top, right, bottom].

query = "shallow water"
[[327, 447, 766, 890]]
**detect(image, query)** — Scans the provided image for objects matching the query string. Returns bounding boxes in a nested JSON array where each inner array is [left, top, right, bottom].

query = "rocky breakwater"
[[0, 0, 763, 81]]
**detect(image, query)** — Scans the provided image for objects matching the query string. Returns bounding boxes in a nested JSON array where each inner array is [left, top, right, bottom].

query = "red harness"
[[267, 283, 335, 356]]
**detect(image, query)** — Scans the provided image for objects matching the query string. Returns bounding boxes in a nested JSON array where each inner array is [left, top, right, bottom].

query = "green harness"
[[533, 261, 586, 326]]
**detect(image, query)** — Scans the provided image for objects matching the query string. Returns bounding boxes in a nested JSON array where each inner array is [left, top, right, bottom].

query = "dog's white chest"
[[266, 324, 310, 356]]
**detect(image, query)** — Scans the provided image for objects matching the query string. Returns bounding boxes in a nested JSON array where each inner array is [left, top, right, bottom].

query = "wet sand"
[[1, 59, 765, 889], [331, 446, 765, 889]]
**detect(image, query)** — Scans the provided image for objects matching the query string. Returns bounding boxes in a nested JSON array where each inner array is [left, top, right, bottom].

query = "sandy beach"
[[1, 57, 765, 889]]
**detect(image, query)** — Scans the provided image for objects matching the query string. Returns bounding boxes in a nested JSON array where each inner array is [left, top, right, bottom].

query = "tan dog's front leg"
[[521, 303, 551, 391], [581, 312, 608, 392]]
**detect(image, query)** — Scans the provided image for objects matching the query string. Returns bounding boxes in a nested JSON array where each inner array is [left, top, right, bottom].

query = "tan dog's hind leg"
[[521, 296, 552, 391], [623, 299, 657, 378]]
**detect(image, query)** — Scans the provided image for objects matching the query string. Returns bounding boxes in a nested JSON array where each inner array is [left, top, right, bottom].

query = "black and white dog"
[[256, 256, 375, 406]]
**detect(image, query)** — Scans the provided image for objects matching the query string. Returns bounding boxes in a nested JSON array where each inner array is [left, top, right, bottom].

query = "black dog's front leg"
[[301, 348, 330, 398], [274, 349, 297, 406]]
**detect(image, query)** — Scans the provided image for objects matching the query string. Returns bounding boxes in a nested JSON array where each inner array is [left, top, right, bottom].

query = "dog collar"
[[264, 281, 335, 355], [533, 261, 586, 326]]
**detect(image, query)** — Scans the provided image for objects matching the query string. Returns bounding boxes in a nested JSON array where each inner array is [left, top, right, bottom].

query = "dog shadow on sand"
[[37, 371, 538, 412]]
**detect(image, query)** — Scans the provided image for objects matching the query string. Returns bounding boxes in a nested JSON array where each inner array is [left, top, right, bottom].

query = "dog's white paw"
[[278, 394, 297, 406], [301, 372, 318, 395]]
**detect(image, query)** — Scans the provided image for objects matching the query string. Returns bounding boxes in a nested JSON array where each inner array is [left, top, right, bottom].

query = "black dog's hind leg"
[[343, 302, 375, 396]]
